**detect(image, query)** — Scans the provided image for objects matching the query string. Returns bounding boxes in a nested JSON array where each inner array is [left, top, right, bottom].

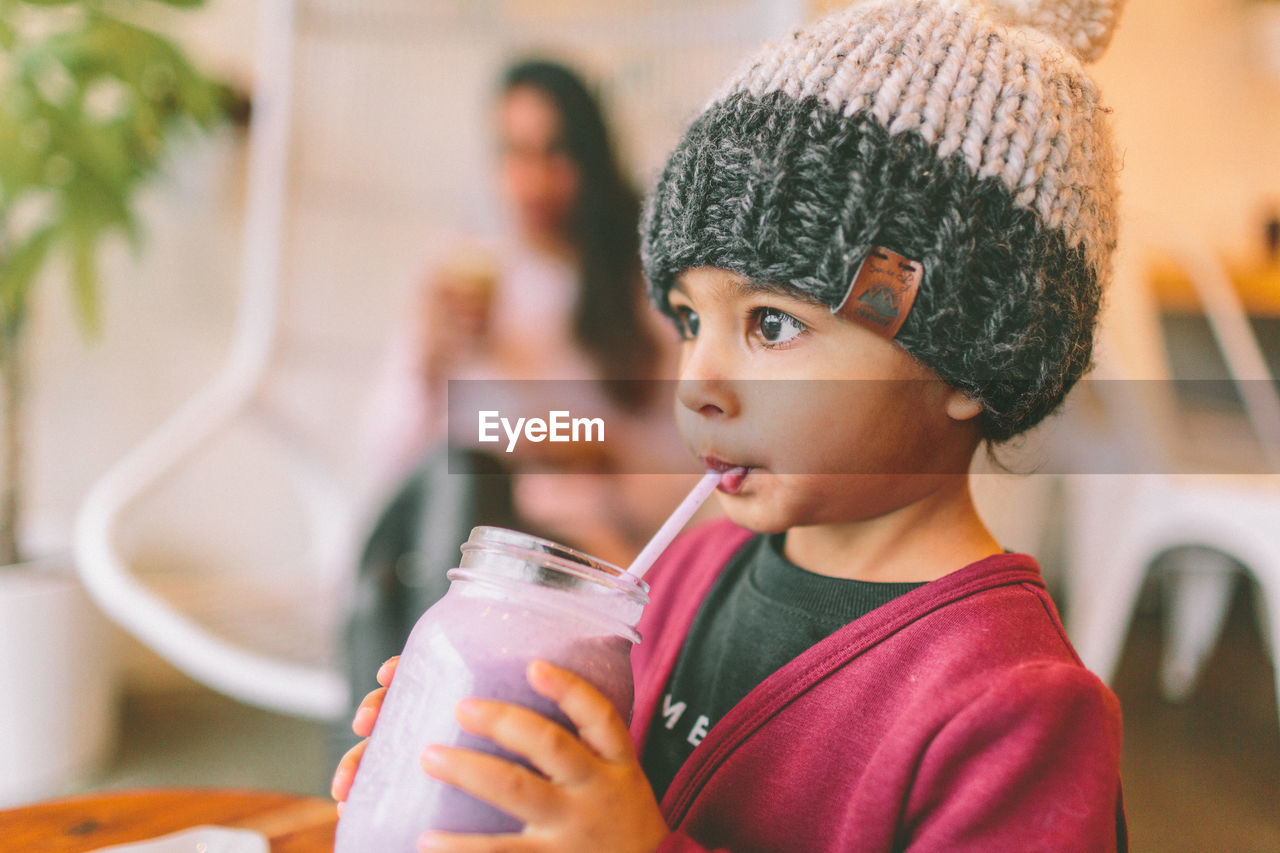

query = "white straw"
[[626, 470, 723, 579]]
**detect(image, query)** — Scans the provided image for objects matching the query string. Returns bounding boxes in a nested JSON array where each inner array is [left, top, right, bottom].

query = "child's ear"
[[944, 389, 983, 422]]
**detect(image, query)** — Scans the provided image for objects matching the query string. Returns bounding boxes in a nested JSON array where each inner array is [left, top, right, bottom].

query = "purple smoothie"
[[335, 528, 645, 852]]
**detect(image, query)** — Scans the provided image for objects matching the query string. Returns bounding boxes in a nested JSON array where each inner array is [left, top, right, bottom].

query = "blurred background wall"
[[1090, 0, 1280, 378]]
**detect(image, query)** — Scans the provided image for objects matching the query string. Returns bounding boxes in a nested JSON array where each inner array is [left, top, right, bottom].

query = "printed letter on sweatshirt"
[[662, 695, 686, 730]]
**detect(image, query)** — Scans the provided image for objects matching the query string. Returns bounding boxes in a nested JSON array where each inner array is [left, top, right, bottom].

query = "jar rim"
[[461, 526, 649, 603]]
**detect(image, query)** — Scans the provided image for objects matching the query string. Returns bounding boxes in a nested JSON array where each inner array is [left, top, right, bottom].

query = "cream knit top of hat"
[[713, 0, 1123, 286]]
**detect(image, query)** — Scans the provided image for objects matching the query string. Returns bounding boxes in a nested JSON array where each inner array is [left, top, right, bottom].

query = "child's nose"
[[677, 376, 738, 419], [676, 329, 740, 417]]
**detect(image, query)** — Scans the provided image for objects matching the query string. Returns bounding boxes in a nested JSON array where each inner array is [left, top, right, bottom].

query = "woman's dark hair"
[[500, 59, 659, 410]]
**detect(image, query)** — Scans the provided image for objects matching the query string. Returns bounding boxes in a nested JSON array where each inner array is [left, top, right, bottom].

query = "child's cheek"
[[673, 404, 697, 451]]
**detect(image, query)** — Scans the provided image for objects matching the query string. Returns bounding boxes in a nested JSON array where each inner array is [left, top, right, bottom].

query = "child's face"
[[666, 266, 982, 533]]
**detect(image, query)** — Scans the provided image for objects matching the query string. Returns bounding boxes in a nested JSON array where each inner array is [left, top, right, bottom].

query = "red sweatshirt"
[[630, 520, 1126, 852]]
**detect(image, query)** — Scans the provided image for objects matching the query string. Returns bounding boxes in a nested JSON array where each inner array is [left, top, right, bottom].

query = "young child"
[[333, 0, 1127, 849]]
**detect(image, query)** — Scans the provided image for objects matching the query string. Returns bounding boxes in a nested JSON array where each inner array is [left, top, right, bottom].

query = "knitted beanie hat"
[[641, 0, 1124, 442]]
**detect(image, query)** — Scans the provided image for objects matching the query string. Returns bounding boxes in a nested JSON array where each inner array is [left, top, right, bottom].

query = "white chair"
[[1063, 227, 1280, 720], [73, 0, 355, 720], [72, 0, 803, 721]]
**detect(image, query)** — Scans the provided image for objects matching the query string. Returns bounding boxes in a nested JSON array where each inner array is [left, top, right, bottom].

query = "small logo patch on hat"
[[834, 247, 923, 340]]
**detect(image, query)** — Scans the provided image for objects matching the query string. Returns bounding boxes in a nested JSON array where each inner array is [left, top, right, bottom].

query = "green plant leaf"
[[79, 122, 139, 187], [0, 82, 53, 197], [68, 224, 100, 335], [64, 168, 141, 246], [0, 225, 56, 337], [3, 0, 230, 345], [15, 0, 80, 6], [50, 17, 188, 89], [0, 17, 17, 50], [45, 16, 228, 132]]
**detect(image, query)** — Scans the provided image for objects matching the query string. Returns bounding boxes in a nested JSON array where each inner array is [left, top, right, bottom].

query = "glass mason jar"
[[335, 526, 649, 852]]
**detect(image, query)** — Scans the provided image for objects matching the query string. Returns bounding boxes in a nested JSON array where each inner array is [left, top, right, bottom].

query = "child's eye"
[[752, 307, 806, 346], [671, 305, 700, 340]]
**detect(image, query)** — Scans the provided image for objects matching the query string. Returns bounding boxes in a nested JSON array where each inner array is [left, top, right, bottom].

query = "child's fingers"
[[348, 656, 399, 736], [352, 687, 386, 737], [526, 660, 634, 764], [331, 740, 366, 802], [420, 744, 560, 825], [336, 658, 400, 797], [377, 656, 399, 687], [453, 697, 596, 784]]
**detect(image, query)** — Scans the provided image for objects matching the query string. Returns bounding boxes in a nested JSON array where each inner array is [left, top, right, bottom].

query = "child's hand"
[[331, 655, 399, 808], [419, 660, 670, 853]]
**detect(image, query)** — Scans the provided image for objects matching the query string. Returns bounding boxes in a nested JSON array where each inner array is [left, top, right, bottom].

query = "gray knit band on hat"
[[641, 0, 1124, 442]]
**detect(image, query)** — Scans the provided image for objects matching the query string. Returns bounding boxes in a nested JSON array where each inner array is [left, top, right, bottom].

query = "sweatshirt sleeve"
[[902, 661, 1125, 852]]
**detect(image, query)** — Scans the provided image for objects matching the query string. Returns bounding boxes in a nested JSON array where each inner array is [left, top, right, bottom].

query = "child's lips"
[[718, 467, 750, 494], [703, 457, 751, 494]]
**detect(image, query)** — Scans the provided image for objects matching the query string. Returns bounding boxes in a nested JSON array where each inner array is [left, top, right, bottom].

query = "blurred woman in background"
[[361, 58, 694, 565]]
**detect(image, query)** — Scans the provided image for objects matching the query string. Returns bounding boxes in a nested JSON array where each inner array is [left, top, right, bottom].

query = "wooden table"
[[1150, 255, 1280, 316], [0, 788, 337, 852], [1147, 255, 1280, 384]]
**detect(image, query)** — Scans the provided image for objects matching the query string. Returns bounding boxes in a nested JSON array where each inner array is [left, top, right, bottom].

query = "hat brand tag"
[[833, 247, 923, 340]]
